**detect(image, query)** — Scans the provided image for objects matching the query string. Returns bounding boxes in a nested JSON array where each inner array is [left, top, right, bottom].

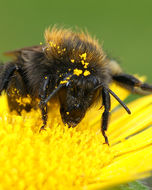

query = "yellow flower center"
[[0, 81, 152, 189]]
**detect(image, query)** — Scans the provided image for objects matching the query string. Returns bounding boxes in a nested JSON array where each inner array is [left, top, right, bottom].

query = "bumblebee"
[[0, 27, 152, 144]]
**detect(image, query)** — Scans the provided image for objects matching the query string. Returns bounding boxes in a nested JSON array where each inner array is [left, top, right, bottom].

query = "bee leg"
[[101, 87, 111, 145], [39, 105, 48, 131], [0, 64, 24, 94], [39, 76, 50, 131], [113, 73, 152, 93]]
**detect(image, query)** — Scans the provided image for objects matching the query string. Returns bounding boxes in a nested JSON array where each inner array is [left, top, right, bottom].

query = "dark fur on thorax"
[[6, 27, 110, 97]]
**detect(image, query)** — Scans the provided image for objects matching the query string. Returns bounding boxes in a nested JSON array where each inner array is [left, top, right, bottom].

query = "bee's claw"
[[39, 125, 46, 132], [103, 141, 110, 146]]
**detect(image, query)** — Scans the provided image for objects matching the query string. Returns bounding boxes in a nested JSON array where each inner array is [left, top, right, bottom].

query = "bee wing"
[[4, 45, 43, 60]]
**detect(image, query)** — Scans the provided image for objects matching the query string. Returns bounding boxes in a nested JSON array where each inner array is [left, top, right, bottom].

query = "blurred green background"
[[0, 0, 152, 82]]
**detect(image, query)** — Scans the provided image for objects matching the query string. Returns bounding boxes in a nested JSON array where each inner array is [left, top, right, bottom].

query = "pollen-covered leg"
[[39, 105, 48, 131], [101, 87, 111, 145], [39, 76, 50, 131], [0, 64, 31, 113], [113, 73, 152, 94]]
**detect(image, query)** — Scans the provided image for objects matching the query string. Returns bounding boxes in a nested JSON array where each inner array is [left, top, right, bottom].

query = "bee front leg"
[[101, 87, 111, 145], [39, 76, 50, 131]]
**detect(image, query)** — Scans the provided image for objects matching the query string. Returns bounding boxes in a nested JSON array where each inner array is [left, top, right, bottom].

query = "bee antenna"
[[44, 83, 65, 105], [43, 74, 72, 105], [107, 88, 131, 114], [94, 84, 131, 114]]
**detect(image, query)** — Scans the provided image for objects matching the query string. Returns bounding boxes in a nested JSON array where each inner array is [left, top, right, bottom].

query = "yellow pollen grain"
[[65, 75, 72, 81], [81, 60, 89, 69], [83, 70, 90, 76], [66, 112, 69, 115], [81, 60, 84, 65], [79, 52, 87, 60], [49, 41, 53, 47], [21, 97, 31, 104], [16, 95, 32, 106], [45, 76, 47, 79], [60, 80, 68, 84], [40, 42, 43, 45], [71, 59, 75, 63], [84, 62, 89, 68], [48, 41, 57, 49], [73, 69, 83, 76]]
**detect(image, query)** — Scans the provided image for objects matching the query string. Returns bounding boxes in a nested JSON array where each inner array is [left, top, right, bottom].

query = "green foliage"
[[107, 181, 149, 190], [0, 0, 152, 82]]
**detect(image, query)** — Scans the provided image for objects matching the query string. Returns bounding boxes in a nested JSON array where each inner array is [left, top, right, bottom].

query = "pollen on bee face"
[[81, 60, 89, 68], [66, 76, 71, 80], [83, 70, 90, 76], [60, 75, 72, 84], [66, 112, 69, 115], [81, 60, 84, 65], [71, 59, 75, 63], [60, 80, 68, 84], [73, 69, 83, 76], [84, 63, 89, 68]]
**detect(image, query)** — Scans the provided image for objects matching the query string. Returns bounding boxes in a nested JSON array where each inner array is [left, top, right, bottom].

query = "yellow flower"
[[0, 82, 152, 190]]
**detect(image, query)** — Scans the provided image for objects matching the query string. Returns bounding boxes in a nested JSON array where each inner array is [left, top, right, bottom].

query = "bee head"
[[58, 76, 100, 127]]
